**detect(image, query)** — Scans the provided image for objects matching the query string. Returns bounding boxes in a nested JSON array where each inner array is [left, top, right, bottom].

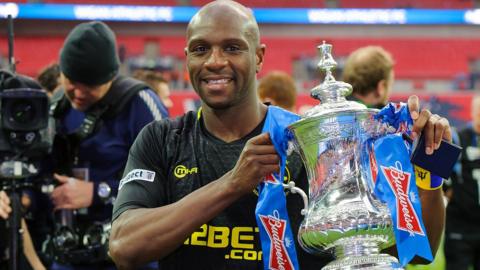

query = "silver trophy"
[[287, 42, 402, 270]]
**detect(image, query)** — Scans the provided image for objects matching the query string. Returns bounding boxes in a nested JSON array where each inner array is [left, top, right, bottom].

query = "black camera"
[[0, 70, 53, 270], [0, 70, 52, 164], [2, 88, 49, 132]]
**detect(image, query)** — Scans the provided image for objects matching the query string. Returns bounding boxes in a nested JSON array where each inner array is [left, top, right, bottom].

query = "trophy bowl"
[[287, 42, 402, 270]]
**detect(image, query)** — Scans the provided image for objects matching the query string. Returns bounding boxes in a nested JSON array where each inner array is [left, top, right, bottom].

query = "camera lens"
[[1, 88, 49, 132], [53, 227, 78, 250], [10, 100, 35, 124]]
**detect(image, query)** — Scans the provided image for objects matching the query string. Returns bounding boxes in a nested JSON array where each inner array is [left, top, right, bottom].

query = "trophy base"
[[322, 253, 403, 270]]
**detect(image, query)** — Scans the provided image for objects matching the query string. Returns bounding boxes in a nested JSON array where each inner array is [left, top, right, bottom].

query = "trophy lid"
[[295, 41, 370, 122]]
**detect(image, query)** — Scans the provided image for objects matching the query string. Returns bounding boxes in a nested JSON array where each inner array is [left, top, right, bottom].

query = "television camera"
[[0, 70, 52, 167], [0, 70, 52, 270]]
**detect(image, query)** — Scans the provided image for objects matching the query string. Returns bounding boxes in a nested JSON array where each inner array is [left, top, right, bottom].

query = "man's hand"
[[0, 190, 11, 219], [229, 133, 279, 194], [51, 173, 93, 210], [407, 95, 452, 155]]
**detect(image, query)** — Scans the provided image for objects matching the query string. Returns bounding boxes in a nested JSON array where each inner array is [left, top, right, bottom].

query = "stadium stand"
[[1, 36, 476, 81], [0, 0, 477, 94]]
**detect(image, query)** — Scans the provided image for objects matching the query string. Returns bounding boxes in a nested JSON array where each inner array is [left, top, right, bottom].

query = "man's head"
[[157, 80, 173, 110], [342, 46, 394, 108], [471, 95, 480, 134], [257, 71, 297, 112], [59, 21, 119, 111], [132, 70, 173, 109], [37, 63, 61, 97], [185, 0, 265, 110]]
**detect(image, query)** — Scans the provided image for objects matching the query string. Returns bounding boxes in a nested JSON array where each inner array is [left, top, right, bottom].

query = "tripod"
[[1, 160, 37, 270], [6, 186, 22, 270]]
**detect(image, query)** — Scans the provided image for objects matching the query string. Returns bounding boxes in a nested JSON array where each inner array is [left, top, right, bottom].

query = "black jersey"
[[113, 110, 332, 269], [447, 126, 480, 228]]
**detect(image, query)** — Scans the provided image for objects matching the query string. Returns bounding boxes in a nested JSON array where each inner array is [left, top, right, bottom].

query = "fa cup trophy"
[[287, 42, 402, 270]]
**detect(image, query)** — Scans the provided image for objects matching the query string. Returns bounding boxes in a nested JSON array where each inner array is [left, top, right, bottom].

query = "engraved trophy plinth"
[[287, 42, 402, 270]]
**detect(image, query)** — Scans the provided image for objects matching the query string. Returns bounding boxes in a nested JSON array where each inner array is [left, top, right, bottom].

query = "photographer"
[[42, 21, 168, 269]]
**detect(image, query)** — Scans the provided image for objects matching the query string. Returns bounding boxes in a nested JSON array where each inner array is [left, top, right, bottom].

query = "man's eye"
[[225, 45, 240, 52], [192, 46, 207, 53]]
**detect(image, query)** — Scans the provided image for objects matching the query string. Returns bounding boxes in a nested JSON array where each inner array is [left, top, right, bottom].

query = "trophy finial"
[[317, 41, 337, 74], [311, 41, 352, 102]]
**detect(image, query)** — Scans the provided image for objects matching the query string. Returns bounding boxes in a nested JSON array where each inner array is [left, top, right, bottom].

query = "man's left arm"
[[417, 188, 444, 258], [407, 95, 451, 260]]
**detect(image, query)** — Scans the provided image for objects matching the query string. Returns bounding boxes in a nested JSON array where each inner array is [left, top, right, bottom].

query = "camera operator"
[[41, 21, 168, 269]]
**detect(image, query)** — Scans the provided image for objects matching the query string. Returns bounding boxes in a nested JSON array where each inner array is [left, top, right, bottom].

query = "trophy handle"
[[283, 181, 308, 215]]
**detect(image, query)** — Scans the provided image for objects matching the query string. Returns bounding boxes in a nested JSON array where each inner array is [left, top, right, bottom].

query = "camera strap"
[[51, 75, 149, 142], [50, 76, 149, 172]]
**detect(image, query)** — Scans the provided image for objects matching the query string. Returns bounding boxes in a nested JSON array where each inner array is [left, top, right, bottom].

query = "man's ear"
[[184, 47, 188, 56], [261, 97, 273, 106], [256, 44, 266, 73], [376, 79, 387, 98]]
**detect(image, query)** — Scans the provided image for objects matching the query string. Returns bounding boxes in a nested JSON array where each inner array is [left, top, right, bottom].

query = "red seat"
[[0, 36, 478, 81], [261, 37, 479, 79]]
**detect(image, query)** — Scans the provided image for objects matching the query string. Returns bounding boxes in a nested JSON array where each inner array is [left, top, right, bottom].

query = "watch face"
[[98, 183, 111, 199]]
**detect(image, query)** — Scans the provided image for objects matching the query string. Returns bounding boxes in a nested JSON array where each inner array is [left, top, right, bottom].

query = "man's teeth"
[[207, 79, 229, 84]]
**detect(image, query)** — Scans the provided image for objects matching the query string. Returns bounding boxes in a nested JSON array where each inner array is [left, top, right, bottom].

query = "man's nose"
[[204, 48, 227, 70], [72, 87, 87, 98]]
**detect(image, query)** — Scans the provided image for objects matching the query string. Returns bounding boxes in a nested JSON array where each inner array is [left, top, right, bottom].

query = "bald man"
[[110, 1, 452, 269]]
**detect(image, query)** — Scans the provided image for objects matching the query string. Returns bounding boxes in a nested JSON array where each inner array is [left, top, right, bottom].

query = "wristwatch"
[[97, 182, 112, 203]]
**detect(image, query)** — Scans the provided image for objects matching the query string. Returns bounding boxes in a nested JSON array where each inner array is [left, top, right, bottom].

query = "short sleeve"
[[112, 122, 168, 222]]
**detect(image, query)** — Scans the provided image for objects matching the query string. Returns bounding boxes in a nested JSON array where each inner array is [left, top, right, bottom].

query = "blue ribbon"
[[374, 102, 413, 134], [373, 103, 433, 266], [256, 106, 301, 270]]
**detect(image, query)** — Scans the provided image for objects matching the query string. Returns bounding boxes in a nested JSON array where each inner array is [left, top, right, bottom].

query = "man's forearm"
[[22, 219, 46, 270], [110, 171, 244, 269], [418, 188, 445, 256]]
